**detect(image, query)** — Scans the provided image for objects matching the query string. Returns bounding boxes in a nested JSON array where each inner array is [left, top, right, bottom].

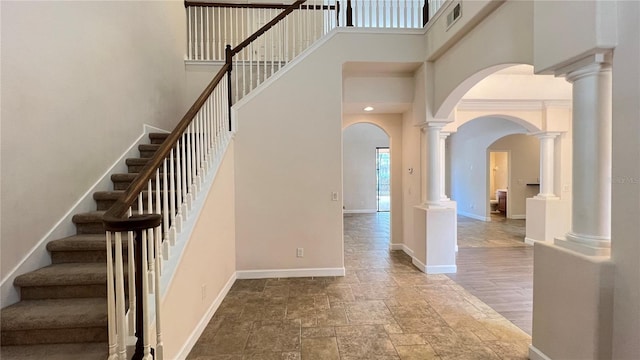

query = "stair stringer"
[[1, 124, 169, 307]]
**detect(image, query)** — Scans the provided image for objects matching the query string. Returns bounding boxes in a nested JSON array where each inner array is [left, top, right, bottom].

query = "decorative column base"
[[412, 205, 457, 274], [525, 197, 569, 244], [531, 242, 614, 359], [554, 233, 611, 257]]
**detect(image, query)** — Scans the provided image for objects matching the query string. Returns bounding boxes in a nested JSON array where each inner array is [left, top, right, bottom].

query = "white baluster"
[[140, 228, 152, 360], [155, 169, 164, 269], [154, 225, 164, 360], [163, 157, 172, 255], [106, 231, 117, 360], [127, 210, 135, 336], [216, 7, 221, 60], [114, 231, 127, 360], [173, 142, 183, 235], [205, 7, 210, 60], [180, 133, 189, 218], [146, 181, 155, 294], [187, 7, 193, 60]]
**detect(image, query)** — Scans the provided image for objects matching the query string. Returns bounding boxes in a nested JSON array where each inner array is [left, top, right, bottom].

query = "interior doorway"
[[376, 147, 390, 212], [489, 151, 509, 218]]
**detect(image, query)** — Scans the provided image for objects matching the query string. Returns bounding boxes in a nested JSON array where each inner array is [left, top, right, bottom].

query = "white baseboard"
[[236, 267, 345, 279], [426, 265, 457, 274], [390, 243, 414, 258], [511, 214, 526, 220], [457, 211, 490, 222], [529, 344, 552, 360], [412, 257, 426, 272], [343, 209, 377, 214], [174, 272, 237, 360], [1, 124, 168, 307], [524, 237, 541, 245]]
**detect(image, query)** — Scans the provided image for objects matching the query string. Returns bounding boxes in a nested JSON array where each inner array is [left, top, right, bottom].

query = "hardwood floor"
[[448, 214, 533, 335]]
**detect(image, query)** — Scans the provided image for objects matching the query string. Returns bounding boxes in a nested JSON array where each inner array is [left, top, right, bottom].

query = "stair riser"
[[20, 285, 108, 301], [75, 223, 105, 235], [51, 250, 129, 264], [1, 327, 108, 345], [96, 196, 177, 211], [139, 150, 158, 158]]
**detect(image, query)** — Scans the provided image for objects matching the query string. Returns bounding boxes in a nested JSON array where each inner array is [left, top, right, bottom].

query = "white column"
[[556, 58, 612, 256], [534, 132, 561, 199], [440, 132, 450, 201], [423, 122, 445, 206]]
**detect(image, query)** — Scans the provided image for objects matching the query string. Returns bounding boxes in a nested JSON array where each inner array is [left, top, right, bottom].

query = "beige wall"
[[162, 141, 237, 359], [234, 30, 424, 273], [402, 110, 422, 253], [1, 1, 187, 278], [611, 1, 640, 357], [343, 114, 403, 247]]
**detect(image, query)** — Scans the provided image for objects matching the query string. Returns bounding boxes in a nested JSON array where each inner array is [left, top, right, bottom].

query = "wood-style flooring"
[[448, 214, 533, 334]]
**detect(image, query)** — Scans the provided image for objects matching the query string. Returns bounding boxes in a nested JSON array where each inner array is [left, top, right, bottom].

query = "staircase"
[[0, 133, 170, 360]]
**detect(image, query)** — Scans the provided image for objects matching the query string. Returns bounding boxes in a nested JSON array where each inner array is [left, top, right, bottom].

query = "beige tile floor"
[[187, 213, 531, 359]]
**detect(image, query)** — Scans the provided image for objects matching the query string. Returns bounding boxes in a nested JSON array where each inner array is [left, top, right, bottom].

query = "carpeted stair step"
[[1, 298, 108, 345], [47, 234, 129, 264], [94, 190, 177, 212], [126, 158, 151, 173], [14, 263, 116, 300], [72, 211, 105, 234], [149, 132, 170, 144], [138, 144, 161, 158], [0, 342, 108, 360]]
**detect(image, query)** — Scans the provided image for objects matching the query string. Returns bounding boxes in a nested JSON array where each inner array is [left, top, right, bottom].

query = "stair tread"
[[0, 342, 108, 360], [14, 263, 110, 287], [1, 298, 107, 330], [138, 144, 161, 150], [72, 211, 105, 223]]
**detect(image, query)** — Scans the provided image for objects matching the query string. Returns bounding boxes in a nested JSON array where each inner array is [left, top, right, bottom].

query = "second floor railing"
[[185, 0, 449, 62]]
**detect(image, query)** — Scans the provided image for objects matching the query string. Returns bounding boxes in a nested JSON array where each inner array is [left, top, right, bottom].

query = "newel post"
[[225, 44, 233, 131], [131, 229, 147, 360]]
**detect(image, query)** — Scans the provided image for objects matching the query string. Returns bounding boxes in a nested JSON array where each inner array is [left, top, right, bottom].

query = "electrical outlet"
[[297, 248, 304, 258], [331, 192, 339, 201]]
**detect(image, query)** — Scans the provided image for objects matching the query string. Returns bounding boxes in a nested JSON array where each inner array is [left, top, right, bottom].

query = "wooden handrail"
[[231, 0, 306, 56], [103, 63, 230, 223]]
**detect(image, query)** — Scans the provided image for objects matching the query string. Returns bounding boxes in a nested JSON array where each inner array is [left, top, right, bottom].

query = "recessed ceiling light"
[[364, 106, 374, 112]]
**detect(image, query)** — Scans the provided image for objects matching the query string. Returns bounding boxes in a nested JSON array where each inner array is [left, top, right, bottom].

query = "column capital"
[[555, 52, 612, 82], [419, 120, 449, 130], [530, 131, 563, 140], [440, 131, 451, 140]]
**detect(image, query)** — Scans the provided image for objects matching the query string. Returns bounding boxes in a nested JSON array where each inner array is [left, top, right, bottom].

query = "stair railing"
[[103, 1, 313, 359], [103, 64, 231, 359]]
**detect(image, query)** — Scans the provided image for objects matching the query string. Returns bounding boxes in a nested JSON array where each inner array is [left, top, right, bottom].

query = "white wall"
[[234, 29, 424, 274], [449, 117, 528, 220], [343, 114, 403, 247], [488, 134, 540, 218], [162, 141, 237, 359], [611, 1, 640, 357], [342, 123, 389, 212], [1, 1, 187, 279], [402, 110, 422, 253]]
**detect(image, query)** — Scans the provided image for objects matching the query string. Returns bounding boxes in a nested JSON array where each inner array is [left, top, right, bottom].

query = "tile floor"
[[187, 213, 532, 359]]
